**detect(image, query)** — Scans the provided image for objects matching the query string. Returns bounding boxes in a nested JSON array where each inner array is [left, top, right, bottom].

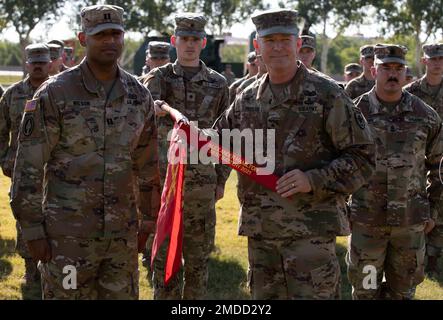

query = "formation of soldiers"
[[0, 3, 442, 300]]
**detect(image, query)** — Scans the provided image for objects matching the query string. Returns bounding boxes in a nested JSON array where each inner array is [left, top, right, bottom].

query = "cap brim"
[[424, 53, 443, 58], [27, 56, 50, 63], [86, 24, 125, 35], [361, 54, 374, 58], [256, 26, 299, 37], [148, 54, 170, 59], [301, 45, 315, 50], [175, 30, 206, 38], [375, 57, 406, 65]]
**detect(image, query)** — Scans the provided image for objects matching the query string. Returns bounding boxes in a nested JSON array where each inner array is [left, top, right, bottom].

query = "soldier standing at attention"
[[404, 43, 443, 276], [0, 43, 51, 289], [141, 41, 171, 76], [229, 51, 258, 103], [213, 8, 375, 299], [10, 4, 160, 299], [344, 63, 363, 84], [345, 45, 375, 99], [347, 44, 443, 299], [297, 35, 316, 69], [140, 13, 229, 300], [47, 43, 64, 76]]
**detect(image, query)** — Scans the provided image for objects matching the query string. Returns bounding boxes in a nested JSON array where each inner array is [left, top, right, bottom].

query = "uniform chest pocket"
[[118, 105, 144, 148], [61, 104, 98, 154]]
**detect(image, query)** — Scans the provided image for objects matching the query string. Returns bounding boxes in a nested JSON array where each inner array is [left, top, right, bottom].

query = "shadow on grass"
[[0, 236, 15, 280], [207, 255, 249, 300], [336, 240, 352, 300]]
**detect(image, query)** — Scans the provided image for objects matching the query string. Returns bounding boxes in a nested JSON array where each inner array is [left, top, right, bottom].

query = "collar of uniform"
[[256, 61, 306, 103], [172, 59, 210, 81], [79, 58, 128, 97], [368, 87, 413, 114], [22, 75, 33, 93]]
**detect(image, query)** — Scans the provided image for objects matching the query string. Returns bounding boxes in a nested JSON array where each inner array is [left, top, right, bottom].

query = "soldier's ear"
[[201, 37, 207, 49], [171, 35, 177, 48], [420, 57, 427, 65], [296, 37, 302, 52], [78, 32, 87, 47]]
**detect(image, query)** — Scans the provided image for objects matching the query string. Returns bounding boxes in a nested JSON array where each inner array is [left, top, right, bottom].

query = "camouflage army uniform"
[[10, 57, 161, 299], [214, 59, 375, 299], [229, 76, 248, 104], [404, 49, 443, 261], [141, 58, 229, 299], [345, 74, 375, 99], [0, 76, 40, 281], [347, 87, 443, 299]]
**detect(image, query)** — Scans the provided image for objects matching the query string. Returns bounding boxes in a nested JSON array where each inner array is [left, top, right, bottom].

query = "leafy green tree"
[[0, 0, 66, 71], [371, 0, 443, 75], [183, 0, 268, 36]]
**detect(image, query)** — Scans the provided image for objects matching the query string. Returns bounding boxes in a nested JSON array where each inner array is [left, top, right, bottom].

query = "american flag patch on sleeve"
[[24, 99, 37, 112]]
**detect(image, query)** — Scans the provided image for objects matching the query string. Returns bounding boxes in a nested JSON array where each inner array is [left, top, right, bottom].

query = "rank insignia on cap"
[[24, 99, 38, 112]]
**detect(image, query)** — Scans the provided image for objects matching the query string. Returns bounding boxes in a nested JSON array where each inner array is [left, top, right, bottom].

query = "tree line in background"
[[0, 0, 442, 76]]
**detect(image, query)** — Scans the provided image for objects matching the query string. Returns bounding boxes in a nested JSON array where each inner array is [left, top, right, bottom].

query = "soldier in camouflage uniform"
[[229, 52, 258, 104], [405, 66, 414, 85], [232, 54, 268, 104], [47, 43, 64, 76], [222, 64, 236, 85], [141, 41, 171, 76], [297, 35, 316, 69], [404, 43, 443, 275], [62, 46, 74, 70], [140, 13, 229, 300], [0, 43, 51, 288], [213, 9, 375, 300], [345, 45, 375, 99], [344, 63, 362, 84], [347, 44, 443, 299], [48, 40, 70, 73], [10, 5, 160, 300]]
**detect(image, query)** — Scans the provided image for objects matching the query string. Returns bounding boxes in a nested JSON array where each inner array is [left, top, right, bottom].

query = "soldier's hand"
[[215, 185, 225, 202], [154, 100, 169, 117], [424, 219, 436, 234], [137, 232, 150, 253], [27, 238, 51, 263], [276, 169, 312, 198]]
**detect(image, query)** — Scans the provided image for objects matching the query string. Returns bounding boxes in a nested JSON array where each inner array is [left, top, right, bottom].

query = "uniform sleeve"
[[132, 93, 161, 233], [344, 81, 355, 99], [425, 114, 443, 222], [305, 90, 375, 199], [143, 69, 163, 101], [0, 91, 12, 177], [215, 83, 231, 188], [10, 85, 60, 241]]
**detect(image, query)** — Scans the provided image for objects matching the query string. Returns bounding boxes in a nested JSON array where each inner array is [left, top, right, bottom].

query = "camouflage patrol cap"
[[374, 44, 408, 65], [47, 43, 63, 60], [146, 41, 170, 59], [174, 13, 207, 38], [360, 45, 374, 58], [300, 35, 316, 50], [80, 5, 125, 35], [423, 43, 443, 58], [48, 39, 64, 48], [247, 51, 257, 63], [25, 43, 50, 63], [251, 9, 299, 37], [344, 63, 362, 74]]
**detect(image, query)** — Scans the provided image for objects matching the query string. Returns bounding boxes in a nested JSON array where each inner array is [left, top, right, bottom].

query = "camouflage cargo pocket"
[[310, 258, 340, 299]]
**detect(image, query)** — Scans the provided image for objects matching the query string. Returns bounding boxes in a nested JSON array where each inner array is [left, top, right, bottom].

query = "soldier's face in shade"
[[255, 33, 299, 72], [49, 57, 63, 75], [172, 35, 207, 64], [79, 28, 124, 66], [360, 56, 374, 72], [247, 59, 258, 76], [344, 71, 361, 83], [297, 47, 315, 68], [422, 56, 443, 77], [26, 61, 50, 81], [372, 62, 406, 94]]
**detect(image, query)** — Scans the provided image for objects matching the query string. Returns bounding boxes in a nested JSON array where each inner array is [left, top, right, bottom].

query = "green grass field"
[[0, 75, 22, 88], [0, 172, 442, 299]]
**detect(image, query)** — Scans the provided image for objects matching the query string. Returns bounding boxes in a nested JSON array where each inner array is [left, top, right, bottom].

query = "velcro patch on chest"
[[24, 99, 38, 112]]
